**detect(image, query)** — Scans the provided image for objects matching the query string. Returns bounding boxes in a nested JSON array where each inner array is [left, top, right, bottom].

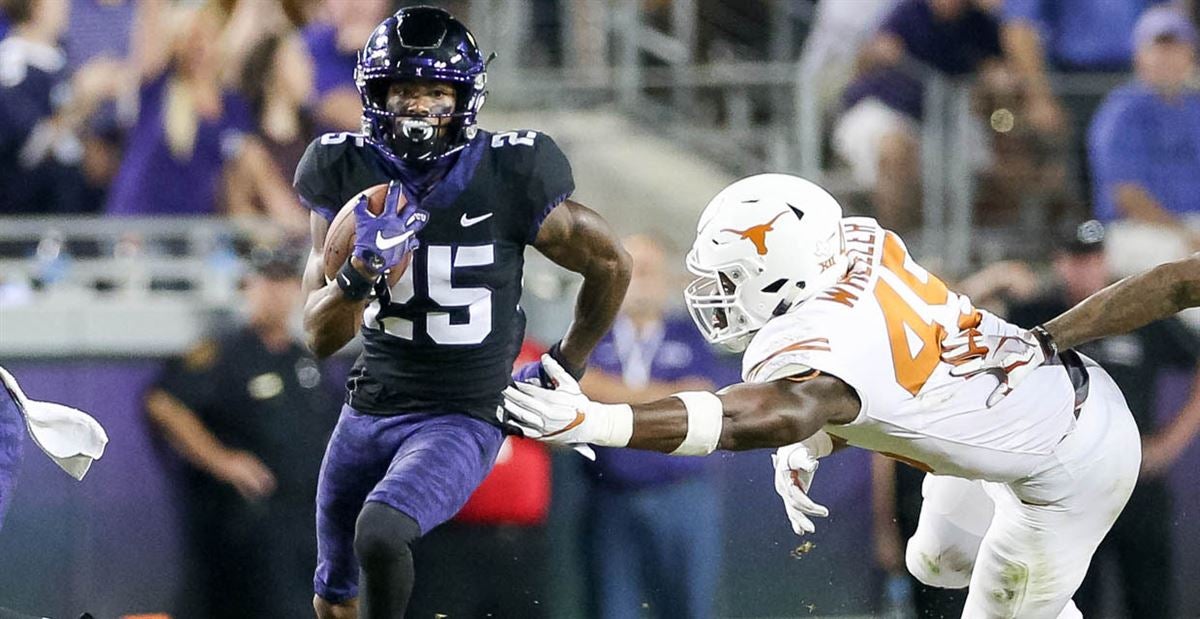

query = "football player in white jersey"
[[501, 174, 1142, 619]]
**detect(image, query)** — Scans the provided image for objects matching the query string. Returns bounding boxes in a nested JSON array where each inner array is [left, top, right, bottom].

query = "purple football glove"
[[512, 341, 587, 388], [353, 181, 429, 275]]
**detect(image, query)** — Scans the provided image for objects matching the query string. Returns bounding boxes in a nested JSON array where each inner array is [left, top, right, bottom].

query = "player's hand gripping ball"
[[323, 181, 429, 285]]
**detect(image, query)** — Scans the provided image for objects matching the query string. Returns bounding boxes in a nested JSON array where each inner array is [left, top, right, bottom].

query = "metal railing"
[[462, 1, 1137, 278], [0, 216, 579, 356]]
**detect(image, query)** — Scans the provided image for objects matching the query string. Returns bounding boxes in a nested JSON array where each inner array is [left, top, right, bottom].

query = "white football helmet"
[[684, 174, 848, 351]]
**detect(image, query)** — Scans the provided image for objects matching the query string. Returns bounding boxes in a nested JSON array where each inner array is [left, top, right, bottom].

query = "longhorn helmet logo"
[[722, 212, 786, 256]]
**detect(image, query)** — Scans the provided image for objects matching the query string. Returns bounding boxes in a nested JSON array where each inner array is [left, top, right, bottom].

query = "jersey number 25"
[[368, 244, 494, 345]]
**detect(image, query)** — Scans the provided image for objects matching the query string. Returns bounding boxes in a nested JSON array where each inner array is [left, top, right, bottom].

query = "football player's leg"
[[961, 368, 1140, 619], [0, 380, 25, 532], [904, 474, 994, 589], [353, 501, 422, 619], [358, 413, 504, 619], [313, 405, 398, 617]]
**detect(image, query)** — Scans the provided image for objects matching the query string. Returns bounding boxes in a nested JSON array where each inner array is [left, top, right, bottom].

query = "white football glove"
[[941, 322, 1056, 407], [772, 432, 833, 536], [500, 354, 634, 460]]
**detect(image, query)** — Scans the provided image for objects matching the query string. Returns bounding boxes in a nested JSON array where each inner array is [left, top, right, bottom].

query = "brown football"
[[323, 183, 412, 287]]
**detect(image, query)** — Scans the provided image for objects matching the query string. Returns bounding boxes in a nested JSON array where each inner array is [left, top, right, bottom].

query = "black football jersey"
[[294, 130, 574, 422]]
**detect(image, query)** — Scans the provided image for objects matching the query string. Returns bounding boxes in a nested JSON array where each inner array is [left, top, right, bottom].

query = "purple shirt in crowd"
[[302, 22, 358, 101], [64, 0, 134, 69], [1088, 82, 1200, 222], [0, 36, 91, 214], [842, 0, 1001, 121], [881, 0, 1001, 76], [106, 73, 253, 216], [586, 314, 739, 490], [1003, 0, 1165, 71]]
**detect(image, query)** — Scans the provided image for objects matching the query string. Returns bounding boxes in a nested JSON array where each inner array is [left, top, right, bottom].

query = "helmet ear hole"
[[760, 278, 788, 294]]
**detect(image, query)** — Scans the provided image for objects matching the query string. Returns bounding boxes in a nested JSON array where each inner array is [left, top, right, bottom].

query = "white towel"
[[0, 365, 108, 480]]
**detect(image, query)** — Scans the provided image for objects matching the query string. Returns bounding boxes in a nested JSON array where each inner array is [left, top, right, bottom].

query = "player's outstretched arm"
[[301, 212, 368, 358], [1044, 253, 1199, 350], [532, 200, 632, 369], [502, 356, 860, 454], [943, 254, 1200, 407]]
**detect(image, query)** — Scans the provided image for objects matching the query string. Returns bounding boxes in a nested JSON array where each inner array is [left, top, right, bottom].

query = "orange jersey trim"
[[748, 337, 831, 380]]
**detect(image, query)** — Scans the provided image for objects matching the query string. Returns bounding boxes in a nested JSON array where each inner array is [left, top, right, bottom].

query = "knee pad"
[[353, 502, 421, 569], [905, 535, 974, 589]]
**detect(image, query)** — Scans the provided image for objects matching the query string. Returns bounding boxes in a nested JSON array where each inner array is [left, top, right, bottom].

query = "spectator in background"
[[834, 0, 1003, 233], [579, 234, 733, 619], [1006, 220, 1200, 619], [1088, 6, 1200, 276], [227, 32, 314, 231], [799, 0, 900, 114], [408, 339, 555, 618], [104, 0, 260, 218], [0, 0, 122, 214], [144, 247, 339, 619], [299, 0, 390, 133], [1001, 0, 1165, 139]]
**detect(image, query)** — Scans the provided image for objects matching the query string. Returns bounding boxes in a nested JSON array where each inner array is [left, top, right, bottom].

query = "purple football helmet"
[[355, 6, 488, 163]]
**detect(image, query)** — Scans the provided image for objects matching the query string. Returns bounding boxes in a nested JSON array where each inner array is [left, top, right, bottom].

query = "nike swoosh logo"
[[375, 230, 416, 250], [460, 212, 494, 227], [542, 410, 586, 438]]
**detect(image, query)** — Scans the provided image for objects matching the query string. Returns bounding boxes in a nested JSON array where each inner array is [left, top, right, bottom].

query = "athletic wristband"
[[336, 258, 378, 301], [548, 341, 587, 380], [1030, 325, 1058, 358], [596, 403, 635, 447], [669, 391, 724, 456]]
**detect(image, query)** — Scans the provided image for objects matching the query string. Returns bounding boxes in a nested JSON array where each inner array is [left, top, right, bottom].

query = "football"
[[323, 183, 412, 287]]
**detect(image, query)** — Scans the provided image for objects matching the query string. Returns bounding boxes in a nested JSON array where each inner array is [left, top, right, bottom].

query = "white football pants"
[[904, 367, 1141, 618]]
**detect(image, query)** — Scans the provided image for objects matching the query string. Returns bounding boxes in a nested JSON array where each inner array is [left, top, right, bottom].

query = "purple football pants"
[[0, 384, 25, 533], [313, 405, 503, 603]]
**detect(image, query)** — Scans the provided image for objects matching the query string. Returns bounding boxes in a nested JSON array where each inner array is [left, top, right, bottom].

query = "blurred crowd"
[[0, 0, 426, 229], [808, 0, 1200, 274]]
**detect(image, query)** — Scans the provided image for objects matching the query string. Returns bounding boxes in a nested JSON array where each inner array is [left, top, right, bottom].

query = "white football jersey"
[[741, 218, 1077, 482]]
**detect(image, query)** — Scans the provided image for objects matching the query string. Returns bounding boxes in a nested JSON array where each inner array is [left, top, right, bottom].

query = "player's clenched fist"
[[353, 181, 429, 275]]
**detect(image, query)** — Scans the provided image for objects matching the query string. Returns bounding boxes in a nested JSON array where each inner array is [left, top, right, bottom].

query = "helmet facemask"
[[684, 259, 771, 353], [360, 77, 483, 164]]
